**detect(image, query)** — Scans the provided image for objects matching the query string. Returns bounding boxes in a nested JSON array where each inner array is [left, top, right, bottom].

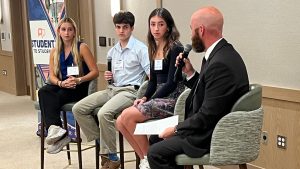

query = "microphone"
[[173, 44, 192, 82], [107, 58, 113, 85]]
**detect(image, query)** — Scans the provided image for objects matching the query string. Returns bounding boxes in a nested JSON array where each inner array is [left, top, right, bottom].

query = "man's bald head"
[[191, 6, 223, 38]]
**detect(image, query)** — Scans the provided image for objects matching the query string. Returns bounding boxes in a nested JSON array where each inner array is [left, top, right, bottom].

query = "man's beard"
[[192, 30, 205, 53]]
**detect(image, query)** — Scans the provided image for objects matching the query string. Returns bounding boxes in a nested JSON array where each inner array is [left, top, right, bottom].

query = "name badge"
[[114, 60, 124, 70], [154, 59, 163, 70], [67, 66, 79, 76]]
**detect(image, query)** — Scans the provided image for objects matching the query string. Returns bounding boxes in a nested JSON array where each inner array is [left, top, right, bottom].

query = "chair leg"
[[96, 140, 100, 169], [119, 131, 124, 169], [62, 111, 71, 165], [184, 165, 194, 169], [239, 164, 247, 169], [199, 165, 204, 169], [41, 115, 45, 169], [135, 153, 140, 169], [76, 121, 83, 169]]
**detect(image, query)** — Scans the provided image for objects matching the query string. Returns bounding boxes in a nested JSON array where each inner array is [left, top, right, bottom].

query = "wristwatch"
[[174, 125, 178, 135]]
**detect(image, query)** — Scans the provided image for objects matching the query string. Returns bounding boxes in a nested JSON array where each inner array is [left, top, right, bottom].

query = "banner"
[[28, 0, 77, 140], [28, 0, 65, 82]]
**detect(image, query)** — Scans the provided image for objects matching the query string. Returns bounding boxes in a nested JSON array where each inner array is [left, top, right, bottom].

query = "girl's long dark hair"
[[147, 8, 180, 60]]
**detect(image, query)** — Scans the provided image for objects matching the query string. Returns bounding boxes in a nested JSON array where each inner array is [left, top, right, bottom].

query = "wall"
[[92, 0, 113, 89], [254, 87, 300, 169], [96, 1, 300, 90], [0, 51, 15, 92], [93, 1, 300, 86], [93, 0, 116, 64], [0, 0, 28, 95], [0, 0, 12, 51], [161, 1, 300, 169], [163, 0, 300, 90], [122, 0, 157, 43], [0, 0, 14, 93]]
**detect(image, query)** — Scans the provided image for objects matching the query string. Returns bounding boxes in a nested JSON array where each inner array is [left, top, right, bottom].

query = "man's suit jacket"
[[176, 39, 249, 158]]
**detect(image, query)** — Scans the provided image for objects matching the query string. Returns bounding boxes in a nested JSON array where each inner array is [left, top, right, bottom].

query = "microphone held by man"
[[173, 44, 192, 82]]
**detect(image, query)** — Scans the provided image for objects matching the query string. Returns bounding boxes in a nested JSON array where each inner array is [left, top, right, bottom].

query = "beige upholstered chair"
[[175, 84, 263, 169], [173, 88, 191, 122], [35, 79, 99, 169], [128, 82, 190, 167]]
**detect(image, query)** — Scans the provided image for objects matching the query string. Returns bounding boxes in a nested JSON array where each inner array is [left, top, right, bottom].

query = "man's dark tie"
[[194, 57, 206, 90], [189, 57, 207, 109], [200, 57, 206, 73]]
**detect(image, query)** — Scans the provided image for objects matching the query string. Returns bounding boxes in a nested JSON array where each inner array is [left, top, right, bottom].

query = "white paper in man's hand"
[[134, 115, 178, 135]]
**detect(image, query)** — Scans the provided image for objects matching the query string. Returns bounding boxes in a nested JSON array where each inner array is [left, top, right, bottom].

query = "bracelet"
[[56, 80, 59, 86], [59, 81, 62, 88], [174, 125, 178, 135], [77, 78, 82, 84]]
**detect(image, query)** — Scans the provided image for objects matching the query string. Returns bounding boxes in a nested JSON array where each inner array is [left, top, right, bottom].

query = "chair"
[[92, 80, 148, 169], [35, 79, 99, 169], [175, 84, 263, 169], [127, 81, 191, 167]]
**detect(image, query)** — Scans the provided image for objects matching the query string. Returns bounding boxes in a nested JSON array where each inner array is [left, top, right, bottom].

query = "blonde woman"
[[38, 17, 98, 154]]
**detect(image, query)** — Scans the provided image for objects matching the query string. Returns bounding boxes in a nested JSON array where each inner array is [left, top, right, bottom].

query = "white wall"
[[0, 0, 12, 52], [122, 0, 157, 43], [94, 0, 300, 90], [93, 0, 117, 64], [163, 0, 300, 90]]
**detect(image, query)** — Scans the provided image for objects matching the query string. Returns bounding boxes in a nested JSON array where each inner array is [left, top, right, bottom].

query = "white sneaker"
[[46, 136, 71, 154], [45, 125, 66, 145], [139, 156, 150, 169]]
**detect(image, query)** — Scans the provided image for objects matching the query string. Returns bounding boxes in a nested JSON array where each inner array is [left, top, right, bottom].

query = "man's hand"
[[159, 126, 176, 139], [175, 53, 195, 77]]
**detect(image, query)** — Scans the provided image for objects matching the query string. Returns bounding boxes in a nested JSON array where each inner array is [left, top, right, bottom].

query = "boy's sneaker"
[[101, 155, 109, 168], [45, 125, 66, 145], [139, 156, 150, 169], [107, 160, 121, 169], [101, 159, 121, 169], [46, 136, 71, 154]]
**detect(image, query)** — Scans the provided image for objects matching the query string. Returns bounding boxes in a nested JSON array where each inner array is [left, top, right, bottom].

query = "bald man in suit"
[[147, 6, 249, 169]]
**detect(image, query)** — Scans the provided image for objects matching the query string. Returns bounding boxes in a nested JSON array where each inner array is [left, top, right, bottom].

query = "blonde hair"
[[53, 17, 83, 79]]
